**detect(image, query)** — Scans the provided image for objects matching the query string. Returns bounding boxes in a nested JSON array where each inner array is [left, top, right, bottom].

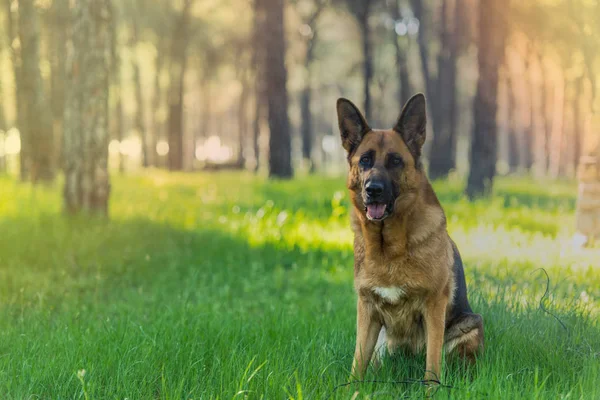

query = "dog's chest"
[[372, 286, 407, 303]]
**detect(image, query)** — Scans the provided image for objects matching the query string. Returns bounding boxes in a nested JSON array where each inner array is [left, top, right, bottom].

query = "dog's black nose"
[[365, 181, 384, 197]]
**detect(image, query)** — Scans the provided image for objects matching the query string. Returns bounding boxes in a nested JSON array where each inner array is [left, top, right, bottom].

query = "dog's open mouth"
[[365, 203, 388, 221]]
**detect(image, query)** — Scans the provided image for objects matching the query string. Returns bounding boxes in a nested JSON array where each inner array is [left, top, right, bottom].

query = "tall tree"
[[129, 20, 148, 167], [167, 0, 194, 171], [297, 0, 327, 172], [427, 0, 468, 180], [389, 0, 411, 107], [466, 0, 508, 199], [252, 0, 266, 172], [263, 0, 293, 178], [342, 0, 376, 120], [110, 6, 125, 173], [4, 0, 26, 179], [63, 0, 112, 215], [18, 0, 54, 183], [49, 0, 70, 169], [505, 70, 520, 173], [0, 42, 5, 173]]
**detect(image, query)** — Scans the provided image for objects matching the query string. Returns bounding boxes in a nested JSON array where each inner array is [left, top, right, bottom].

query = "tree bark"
[[505, 70, 520, 173], [538, 54, 552, 173], [252, 0, 266, 173], [390, 0, 411, 107], [359, 7, 373, 122], [264, 0, 293, 178], [4, 0, 27, 180], [0, 58, 5, 173], [130, 23, 148, 168], [410, 0, 436, 117], [167, 0, 193, 171], [63, 0, 112, 216], [237, 73, 249, 167], [573, 75, 584, 173], [49, 0, 69, 170], [428, 0, 460, 180], [466, 0, 508, 199], [151, 39, 165, 168], [19, 0, 54, 183], [110, 9, 125, 174], [523, 52, 535, 171]]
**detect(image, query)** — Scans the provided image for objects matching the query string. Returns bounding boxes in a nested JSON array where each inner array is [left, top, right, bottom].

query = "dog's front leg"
[[351, 296, 381, 379], [424, 293, 448, 383]]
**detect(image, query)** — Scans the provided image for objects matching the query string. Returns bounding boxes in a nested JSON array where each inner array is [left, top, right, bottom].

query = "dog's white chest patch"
[[373, 286, 406, 303]]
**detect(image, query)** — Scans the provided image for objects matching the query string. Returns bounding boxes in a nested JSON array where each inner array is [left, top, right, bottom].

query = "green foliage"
[[0, 172, 598, 398]]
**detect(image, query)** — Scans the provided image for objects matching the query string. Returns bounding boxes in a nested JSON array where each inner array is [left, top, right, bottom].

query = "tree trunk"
[[4, 0, 27, 180], [390, 0, 411, 106], [300, 36, 315, 170], [151, 40, 165, 168], [167, 0, 193, 171], [523, 52, 535, 171], [538, 55, 552, 173], [237, 74, 249, 167], [466, 0, 507, 199], [63, 0, 112, 216], [428, 0, 461, 180], [49, 0, 69, 170], [19, 0, 54, 183], [410, 0, 436, 117], [263, 0, 293, 178], [0, 63, 5, 173], [300, 87, 313, 170], [506, 70, 520, 173], [359, 7, 373, 122], [252, 0, 266, 173], [573, 75, 584, 174], [110, 11, 125, 174], [549, 71, 565, 179], [130, 24, 148, 168]]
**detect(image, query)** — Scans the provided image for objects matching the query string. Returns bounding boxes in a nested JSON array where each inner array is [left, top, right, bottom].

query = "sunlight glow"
[[4, 129, 21, 155], [119, 137, 142, 157], [196, 135, 233, 163], [108, 139, 120, 155], [156, 141, 169, 156]]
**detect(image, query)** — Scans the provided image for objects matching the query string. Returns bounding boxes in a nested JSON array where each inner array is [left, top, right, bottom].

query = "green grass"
[[0, 171, 599, 399]]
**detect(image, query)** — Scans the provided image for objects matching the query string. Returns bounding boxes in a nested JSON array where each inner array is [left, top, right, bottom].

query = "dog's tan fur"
[[338, 94, 483, 382]]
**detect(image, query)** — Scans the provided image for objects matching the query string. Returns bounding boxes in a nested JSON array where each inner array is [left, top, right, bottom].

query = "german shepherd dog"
[[337, 94, 484, 383]]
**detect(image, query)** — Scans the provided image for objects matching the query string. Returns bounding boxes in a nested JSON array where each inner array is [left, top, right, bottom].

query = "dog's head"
[[337, 94, 427, 222]]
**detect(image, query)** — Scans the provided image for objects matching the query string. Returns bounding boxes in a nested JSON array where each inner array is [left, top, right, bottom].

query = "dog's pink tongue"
[[367, 204, 386, 219]]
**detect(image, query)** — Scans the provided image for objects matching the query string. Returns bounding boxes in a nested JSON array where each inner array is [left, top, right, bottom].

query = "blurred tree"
[[295, 0, 327, 172], [167, 0, 195, 171], [128, 17, 148, 168], [4, 0, 26, 179], [388, 0, 411, 107], [63, 0, 112, 215], [0, 41, 5, 173], [252, 0, 266, 173], [427, 0, 469, 180], [48, 0, 69, 170], [466, 0, 508, 199], [18, 0, 54, 183], [110, 6, 125, 174], [342, 0, 375, 121], [263, 0, 293, 178], [505, 70, 520, 173]]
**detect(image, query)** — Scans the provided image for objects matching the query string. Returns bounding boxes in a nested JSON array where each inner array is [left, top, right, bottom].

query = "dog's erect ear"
[[337, 98, 370, 154], [394, 93, 427, 159]]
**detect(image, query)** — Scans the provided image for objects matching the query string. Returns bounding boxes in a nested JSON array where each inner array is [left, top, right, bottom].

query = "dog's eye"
[[392, 157, 403, 166], [359, 156, 370, 166]]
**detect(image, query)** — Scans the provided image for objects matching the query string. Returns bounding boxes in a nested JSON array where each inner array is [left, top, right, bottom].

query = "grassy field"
[[0, 171, 599, 399]]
